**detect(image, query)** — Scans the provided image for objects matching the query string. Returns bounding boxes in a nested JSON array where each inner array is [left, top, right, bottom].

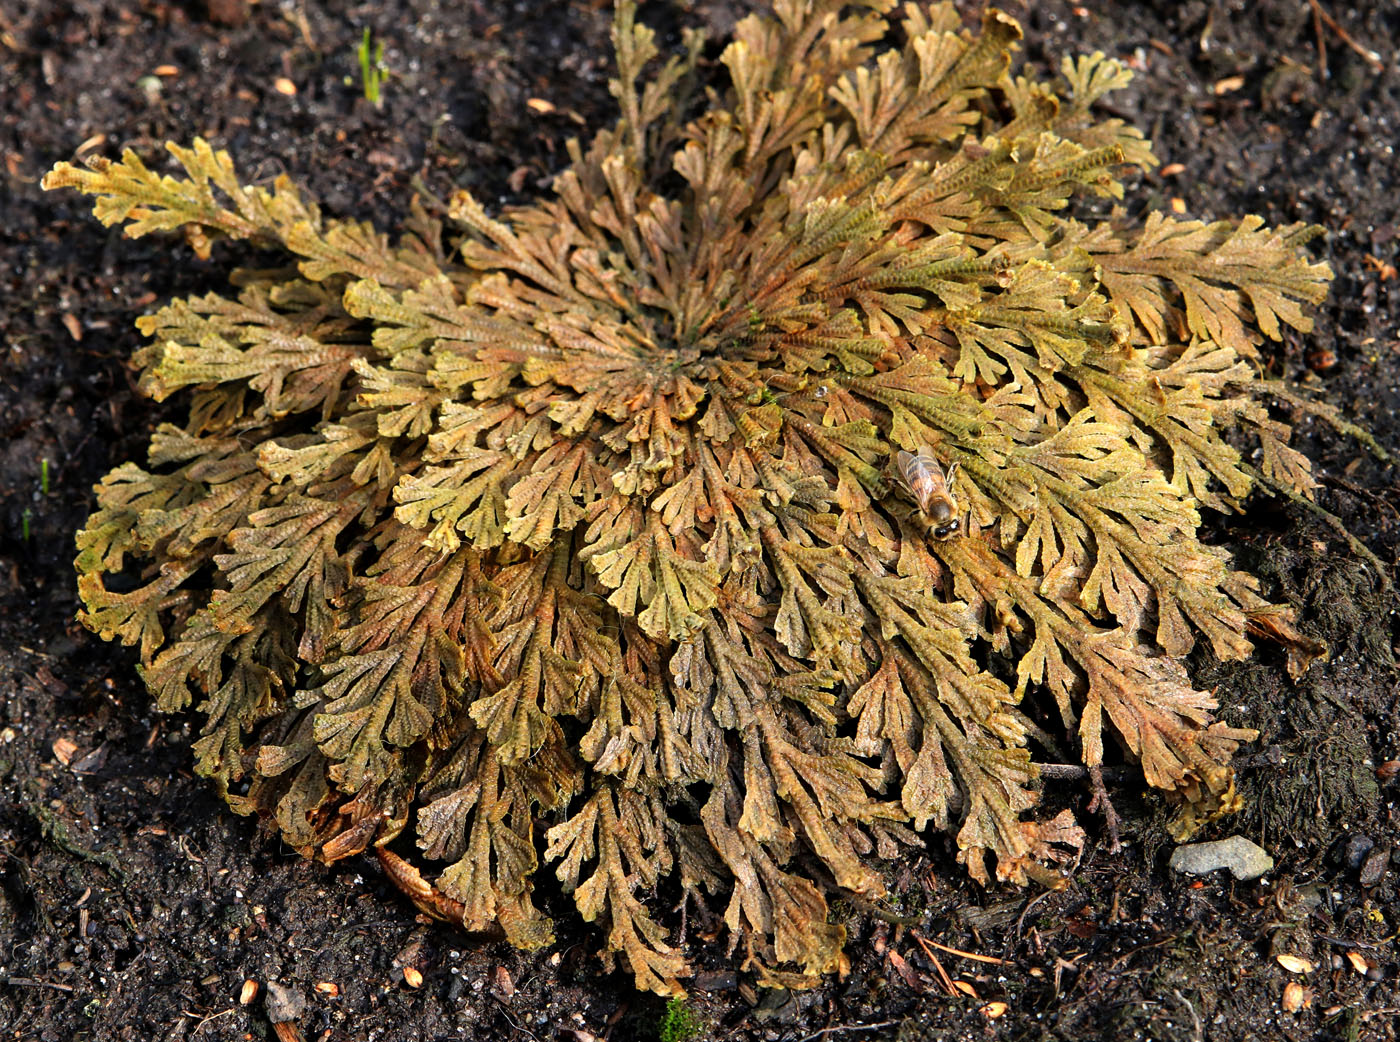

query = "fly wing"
[[895, 449, 934, 513]]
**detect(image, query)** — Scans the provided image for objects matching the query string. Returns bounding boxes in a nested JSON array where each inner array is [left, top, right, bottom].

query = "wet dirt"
[[1, 2, 1397, 1041]]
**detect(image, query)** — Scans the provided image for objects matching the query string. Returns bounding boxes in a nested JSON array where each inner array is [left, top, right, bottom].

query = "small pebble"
[[1169, 836, 1274, 881], [1342, 834, 1374, 870], [1358, 846, 1389, 887], [265, 982, 305, 1024]]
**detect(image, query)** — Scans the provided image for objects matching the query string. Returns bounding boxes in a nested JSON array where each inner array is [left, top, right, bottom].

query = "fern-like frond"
[[48, 0, 1342, 994]]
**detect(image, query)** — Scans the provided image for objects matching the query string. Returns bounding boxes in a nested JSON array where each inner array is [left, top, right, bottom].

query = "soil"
[[1, 2, 1397, 1041]]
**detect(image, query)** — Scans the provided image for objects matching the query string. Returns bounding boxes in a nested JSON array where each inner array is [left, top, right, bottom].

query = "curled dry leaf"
[[42, 0, 1342, 994]]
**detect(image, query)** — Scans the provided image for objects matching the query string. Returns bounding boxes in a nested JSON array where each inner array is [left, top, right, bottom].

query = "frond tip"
[[50, 0, 1340, 993]]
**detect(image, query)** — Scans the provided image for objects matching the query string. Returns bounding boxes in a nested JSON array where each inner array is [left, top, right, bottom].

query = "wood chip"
[[885, 949, 922, 991], [239, 980, 258, 1005], [1170, 197, 1186, 214], [1282, 981, 1308, 1012], [492, 965, 515, 998], [1161, 162, 1186, 176], [153, 65, 179, 77], [403, 966, 423, 988], [61, 313, 83, 342], [1213, 74, 1246, 95], [273, 78, 297, 96], [979, 1001, 1008, 1019], [1276, 954, 1315, 974], [75, 133, 107, 157], [525, 97, 556, 115], [52, 737, 78, 764], [1346, 951, 1370, 975], [313, 981, 338, 996]]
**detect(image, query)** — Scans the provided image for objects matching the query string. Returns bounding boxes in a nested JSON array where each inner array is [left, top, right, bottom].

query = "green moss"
[[658, 996, 703, 1042]]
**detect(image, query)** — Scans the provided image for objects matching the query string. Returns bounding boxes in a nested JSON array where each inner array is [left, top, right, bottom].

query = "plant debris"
[[42, 0, 1342, 992]]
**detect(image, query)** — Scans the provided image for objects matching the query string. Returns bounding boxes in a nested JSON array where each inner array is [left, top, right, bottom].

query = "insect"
[[894, 447, 962, 540]]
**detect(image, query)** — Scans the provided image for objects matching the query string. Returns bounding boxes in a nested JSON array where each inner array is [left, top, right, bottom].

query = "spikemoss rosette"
[[45, 1, 1331, 993]]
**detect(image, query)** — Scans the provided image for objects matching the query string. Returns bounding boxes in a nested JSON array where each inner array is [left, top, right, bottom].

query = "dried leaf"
[[46, 0, 1344, 996]]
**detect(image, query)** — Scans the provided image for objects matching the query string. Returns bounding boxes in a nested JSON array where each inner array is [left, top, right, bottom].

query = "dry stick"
[[271, 1024, 305, 1042], [1034, 761, 1124, 850], [796, 1022, 901, 1042], [1033, 762, 1130, 781], [1308, 0, 1384, 73], [1086, 763, 1122, 854], [4, 977, 73, 992], [1034, 762, 1087, 780], [1310, 0, 1327, 79], [910, 932, 961, 997], [911, 930, 1011, 967]]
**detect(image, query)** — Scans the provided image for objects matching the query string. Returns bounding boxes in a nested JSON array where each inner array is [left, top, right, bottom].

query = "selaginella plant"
[[44, 0, 1333, 994]]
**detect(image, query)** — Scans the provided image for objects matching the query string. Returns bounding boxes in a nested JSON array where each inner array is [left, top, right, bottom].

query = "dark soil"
[[2, 2, 1397, 1041]]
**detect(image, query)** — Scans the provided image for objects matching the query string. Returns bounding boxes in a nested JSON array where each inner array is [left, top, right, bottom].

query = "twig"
[[1032, 762, 1128, 781], [1172, 989, 1204, 1042], [796, 1022, 900, 1042], [1034, 762, 1086, 780], [910, 931, 1010, 966], [492, 997, 541, 1042], [1309, 0, 1327, 80], [840, 889, 920, 927], [1013, 890, 1053, 940], [909, 932, 960, 996], [1307, 0, 1384, 73], [1316, 932, 1383, 951], [189, 1008, 235, 1037], [4, 977, 73, 992], [1087, 763, 1122, 854]]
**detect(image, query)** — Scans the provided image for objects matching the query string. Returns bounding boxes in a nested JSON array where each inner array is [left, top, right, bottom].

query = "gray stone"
[[1359, 846, 1390, 887], [264, 982, 306, 1024], [1169, 836, 1274, 881]]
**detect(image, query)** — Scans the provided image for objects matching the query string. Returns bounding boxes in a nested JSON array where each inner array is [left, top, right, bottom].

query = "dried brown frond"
[[45, 0, 1337, 993]]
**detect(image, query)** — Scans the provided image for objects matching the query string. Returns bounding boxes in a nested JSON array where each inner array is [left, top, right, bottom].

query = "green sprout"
[[41, 458, 50, 495], [357, 27, 388, 107], [21, 507, 32, 544]]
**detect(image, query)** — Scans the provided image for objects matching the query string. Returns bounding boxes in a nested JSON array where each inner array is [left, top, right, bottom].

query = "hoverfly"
[[894, 447, 961, 540]]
